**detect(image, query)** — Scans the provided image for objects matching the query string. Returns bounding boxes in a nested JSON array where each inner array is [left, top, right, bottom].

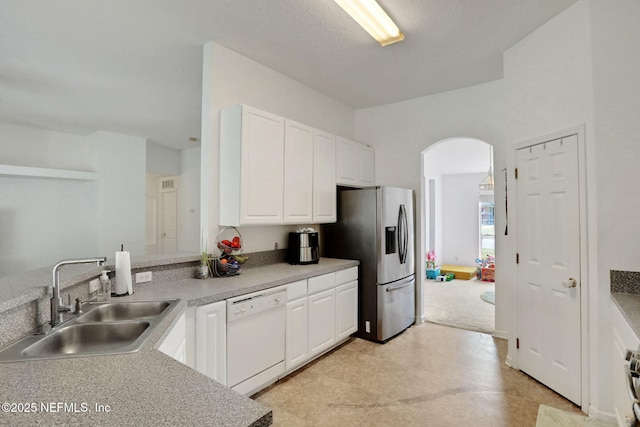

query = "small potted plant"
[[197, 237, 210, 279]]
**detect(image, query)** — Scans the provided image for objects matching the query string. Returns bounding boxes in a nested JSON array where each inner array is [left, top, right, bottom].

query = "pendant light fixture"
[[334, 0, 404, 46], [479, 145, 494, 192]]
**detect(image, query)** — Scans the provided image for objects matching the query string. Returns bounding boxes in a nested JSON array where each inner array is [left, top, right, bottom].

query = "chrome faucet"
[[51, 257, 107, 327]]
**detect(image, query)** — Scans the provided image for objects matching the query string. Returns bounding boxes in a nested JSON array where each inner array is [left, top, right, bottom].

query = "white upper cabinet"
[[283, 120, 314, 224], [336, 137, 375, 188], [220, 105, 285, 226], [220, 105, 372, 226], [359, 144, 375, 186], [313, 130, 337, 223]]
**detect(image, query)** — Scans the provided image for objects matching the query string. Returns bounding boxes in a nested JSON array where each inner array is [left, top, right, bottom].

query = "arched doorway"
[[421, 137, 496, 334]]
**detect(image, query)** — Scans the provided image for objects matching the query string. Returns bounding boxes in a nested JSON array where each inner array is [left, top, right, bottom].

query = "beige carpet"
[[535, 405, 615, 427], [424, 278, 495, 334]]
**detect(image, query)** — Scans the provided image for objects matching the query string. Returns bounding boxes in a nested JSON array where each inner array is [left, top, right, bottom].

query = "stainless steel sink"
[[22, 322, 150, 357], [0, 299, 179, 362], [76, 300, 171, 323]]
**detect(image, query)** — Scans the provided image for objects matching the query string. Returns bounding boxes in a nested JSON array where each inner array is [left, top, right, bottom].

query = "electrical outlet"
[[365, 321, 371, 333], [89, 279, 100, 298], [135, 271, 152, 283]]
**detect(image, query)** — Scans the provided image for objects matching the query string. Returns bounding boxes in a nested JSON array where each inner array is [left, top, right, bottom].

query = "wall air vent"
[[161, 179, 175, 189]]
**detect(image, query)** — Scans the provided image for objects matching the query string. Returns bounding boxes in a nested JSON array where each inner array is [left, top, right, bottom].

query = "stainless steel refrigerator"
[[323, 186, 415, 342]]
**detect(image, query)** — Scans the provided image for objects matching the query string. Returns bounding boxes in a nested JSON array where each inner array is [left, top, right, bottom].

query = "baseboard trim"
[[493, 329, 508, 340], [505, 353, 514, 369], [587, 405, 616, 423]]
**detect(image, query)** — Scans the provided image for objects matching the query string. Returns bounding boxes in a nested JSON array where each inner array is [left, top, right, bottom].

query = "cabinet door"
[[308, 288, 336, 358], [286, 297, 309, 372], [284, 120, 314, 224], [313, 130, 336, 223], [336, 137, 358, 186], [337, 137, 375, 187], [336, 280, 358, 342], [240, 106, 285, 224], [358, 144, 375, 186], [158, 312, 187, 364], [612, 303, 640, 426], [196, 301, 226, 385]]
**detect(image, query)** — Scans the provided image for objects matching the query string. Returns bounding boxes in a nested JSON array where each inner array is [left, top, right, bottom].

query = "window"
[[479, 201, 495, 258]]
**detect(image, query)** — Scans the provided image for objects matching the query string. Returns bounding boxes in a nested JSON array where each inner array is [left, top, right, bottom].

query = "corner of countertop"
[[610, 269, 640, 294]]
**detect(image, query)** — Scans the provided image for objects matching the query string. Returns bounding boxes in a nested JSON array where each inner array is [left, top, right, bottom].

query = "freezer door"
[[378, 187, 415, 283], [377, 275, 415, 341]]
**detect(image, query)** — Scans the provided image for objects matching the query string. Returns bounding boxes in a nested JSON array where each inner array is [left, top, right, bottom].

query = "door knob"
[[562, 277, 578, 288]]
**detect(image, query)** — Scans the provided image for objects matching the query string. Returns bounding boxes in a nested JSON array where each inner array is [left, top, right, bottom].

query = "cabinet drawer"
[[336, 267, 357, 285], [308, 273, 335, 294], [287, 279, 307, 300]]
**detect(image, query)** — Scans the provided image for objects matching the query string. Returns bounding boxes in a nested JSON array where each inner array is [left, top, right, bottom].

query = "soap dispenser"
[[98, 270, 112, 301]]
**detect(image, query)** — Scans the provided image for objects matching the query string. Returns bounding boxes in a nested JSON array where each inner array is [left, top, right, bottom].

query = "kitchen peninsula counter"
[[611, 293, 640, 339], [0, 258, 358, 426]]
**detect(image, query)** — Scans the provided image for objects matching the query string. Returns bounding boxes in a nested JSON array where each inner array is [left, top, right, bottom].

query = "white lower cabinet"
[[308, 288, 336, 358], [285, 269, 358, 374], [612, 302, 640, 427], [158, 311, 187, 364], [182, 268, 357, 395], [286, 280, 309, 372], [336, 280, 358, 342], [195, 300, 227, 386]]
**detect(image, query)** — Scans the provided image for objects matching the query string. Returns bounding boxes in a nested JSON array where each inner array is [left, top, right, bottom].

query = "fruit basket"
[[212, 227, 246, 277]]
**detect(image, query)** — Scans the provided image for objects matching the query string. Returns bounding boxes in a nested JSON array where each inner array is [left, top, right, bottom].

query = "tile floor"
[[253, 322, 582, 426]]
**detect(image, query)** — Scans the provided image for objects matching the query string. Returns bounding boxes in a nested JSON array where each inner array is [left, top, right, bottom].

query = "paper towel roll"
[[114, 250, 133, 296]]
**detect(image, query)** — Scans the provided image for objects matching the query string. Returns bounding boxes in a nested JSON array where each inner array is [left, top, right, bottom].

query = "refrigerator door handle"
[[402, 204, 408, 264], [397, 205, 404, 264], [386, 281, 412, 292], [398, 204, 408, 264]]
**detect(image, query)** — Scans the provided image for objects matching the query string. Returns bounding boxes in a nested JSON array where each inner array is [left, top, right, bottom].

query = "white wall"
[[144, 144, 200, 255], [178, 146, 200, 253], [201, 42, 355, 252], [355, 80, 507, 334], [590, 0, 640, 415], [502, 0, 634, 417], [90, 131, 146, 259], [0, 176, 99, 276], [441, 173, 486, 266], [0, 122, 95, 170], [0, 124, 147, 275], [146, 142, 181, 175]]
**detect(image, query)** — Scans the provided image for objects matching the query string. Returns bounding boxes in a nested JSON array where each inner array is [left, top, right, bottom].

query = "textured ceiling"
[[0, 0, 576, 149]]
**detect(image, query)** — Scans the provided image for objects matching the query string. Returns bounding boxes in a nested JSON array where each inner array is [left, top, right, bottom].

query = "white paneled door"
[[160, 177, 178, 254], [515, 135, 581, 405]]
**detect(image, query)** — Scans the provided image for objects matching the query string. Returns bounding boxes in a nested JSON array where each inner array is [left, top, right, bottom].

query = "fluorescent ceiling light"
[[334, 0, 404, 46]]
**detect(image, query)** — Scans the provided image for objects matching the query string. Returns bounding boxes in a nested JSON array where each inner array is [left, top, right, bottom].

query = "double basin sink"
[[0, 299, 179, 362]]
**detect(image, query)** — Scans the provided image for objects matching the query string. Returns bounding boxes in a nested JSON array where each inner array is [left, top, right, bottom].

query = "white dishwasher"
[[226, 286, 287, 395]]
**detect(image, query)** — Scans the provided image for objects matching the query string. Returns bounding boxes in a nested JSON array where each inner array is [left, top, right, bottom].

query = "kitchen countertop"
[[611, 293, 640, 339], [0, 258, 359, 426], [0, 253, 202, 314]]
